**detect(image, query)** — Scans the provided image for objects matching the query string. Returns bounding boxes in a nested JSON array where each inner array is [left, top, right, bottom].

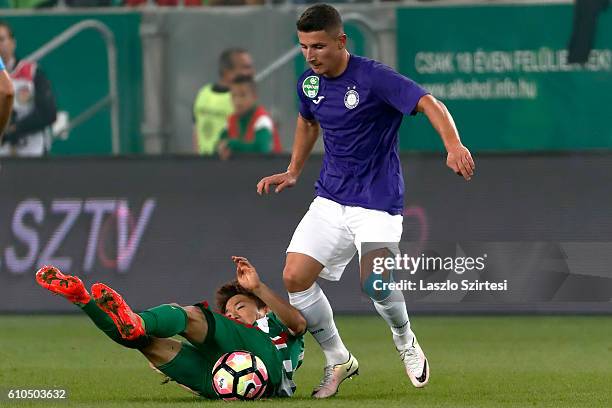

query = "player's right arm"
[[0, 64, 15, 140], [256, 114, 319, 195], [232, 256, 307, 335]]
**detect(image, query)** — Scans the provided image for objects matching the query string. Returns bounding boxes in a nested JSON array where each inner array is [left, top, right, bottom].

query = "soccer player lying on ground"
[[35, 256, 307, 399]]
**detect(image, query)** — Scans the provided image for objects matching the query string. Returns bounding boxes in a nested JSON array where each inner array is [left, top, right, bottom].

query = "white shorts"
[[286, 196, 403, 281]]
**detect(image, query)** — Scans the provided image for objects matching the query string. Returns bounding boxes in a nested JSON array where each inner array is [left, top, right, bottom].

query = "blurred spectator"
[[125, 0, 201, 6], [193, 48, 254, 155], [0, 21, 57, 157], [568, 0, 609, 63], [0, 56, 14, 139], [217, 75, 281, 160]]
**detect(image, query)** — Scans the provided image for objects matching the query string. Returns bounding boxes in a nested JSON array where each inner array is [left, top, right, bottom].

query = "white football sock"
[[289, 282, 350, 366], [372, 289, 415, 349]]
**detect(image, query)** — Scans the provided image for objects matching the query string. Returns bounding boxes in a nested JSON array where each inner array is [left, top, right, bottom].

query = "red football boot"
[[91, 283, 145, 341], [35, 265, 91, 305]]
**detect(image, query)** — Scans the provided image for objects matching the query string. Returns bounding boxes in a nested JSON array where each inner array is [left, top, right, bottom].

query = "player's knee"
[[141, 337, 182, 367], [180, 306, 208, 344], [283, 265, 309, 293], [182, 306, 202, 324]]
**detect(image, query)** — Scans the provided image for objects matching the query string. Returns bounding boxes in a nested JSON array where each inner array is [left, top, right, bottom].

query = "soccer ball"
[[212, 350, 269, 401]]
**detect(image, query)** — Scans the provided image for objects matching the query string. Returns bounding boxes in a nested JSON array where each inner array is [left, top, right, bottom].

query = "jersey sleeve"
[[296, 76, 315, 121], [266, 312, 299, 339], [371, 62, 429, 116]]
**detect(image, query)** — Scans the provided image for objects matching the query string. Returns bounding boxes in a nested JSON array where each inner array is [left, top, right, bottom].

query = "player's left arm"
[[232, 256, 307, 335], [417, 94, 475, 181]]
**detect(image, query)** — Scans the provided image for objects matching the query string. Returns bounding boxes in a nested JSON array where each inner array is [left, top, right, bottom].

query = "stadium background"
[[0, 1, 611, 406]]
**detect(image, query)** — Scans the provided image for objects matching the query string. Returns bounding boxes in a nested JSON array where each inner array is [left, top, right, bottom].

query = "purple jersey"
[[298, 54, 428, 215]]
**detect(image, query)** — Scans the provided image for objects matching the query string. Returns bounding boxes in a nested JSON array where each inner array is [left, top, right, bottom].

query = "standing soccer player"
[[0, 54, 14, 138], [257, 4, 475, 398]]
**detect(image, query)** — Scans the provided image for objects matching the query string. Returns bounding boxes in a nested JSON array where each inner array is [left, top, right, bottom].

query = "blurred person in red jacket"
[[0, 21, 57, 157], [217, 75, 282, 160], [0, 55, 13, 140]]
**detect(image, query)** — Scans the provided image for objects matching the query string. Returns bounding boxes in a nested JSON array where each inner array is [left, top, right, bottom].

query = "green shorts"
[[156, 302, 283, 399]]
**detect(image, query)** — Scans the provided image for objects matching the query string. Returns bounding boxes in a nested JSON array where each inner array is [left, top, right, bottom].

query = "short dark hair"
[[218, 47, 248, 77], [296, 4, 343, 35], [0, 21, 14, 39], [231, 74, 257, 92], [215, 279, 266, 314]]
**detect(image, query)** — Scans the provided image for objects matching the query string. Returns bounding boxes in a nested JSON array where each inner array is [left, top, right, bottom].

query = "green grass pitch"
[[0, 315, 611, 407]]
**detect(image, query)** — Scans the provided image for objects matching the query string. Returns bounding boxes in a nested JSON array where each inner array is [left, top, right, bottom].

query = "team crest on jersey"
[[344, 87, 359, 109], [302, 75, 320, 98]]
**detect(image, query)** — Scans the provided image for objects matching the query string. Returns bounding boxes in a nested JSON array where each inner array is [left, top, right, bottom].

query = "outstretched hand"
[[446, 144, 475, 181], [232, 256, 262, 292], [256, 171, 298, 195]]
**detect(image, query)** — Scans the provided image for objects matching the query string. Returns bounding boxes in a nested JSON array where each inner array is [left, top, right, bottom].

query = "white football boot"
[[311, 354, 359, 398], [398, 337, 429, 388]]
